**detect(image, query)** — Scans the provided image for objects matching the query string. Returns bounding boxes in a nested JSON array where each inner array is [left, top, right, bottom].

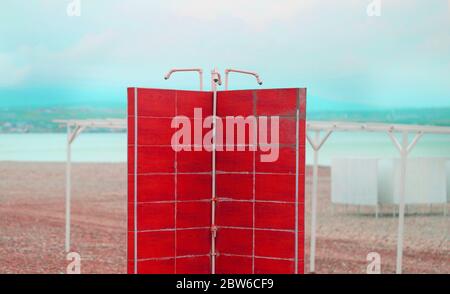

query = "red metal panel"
[[176, 256, 211, 274], [137, 146, 175, 173], [255, 174, 296, 201], [137, 231, 175, 259], [214, 88, 304, 274], [216, 255, 253, 274], [137, 118, 174, 145], [177, 201, 211, 228], [254, 258, 294, 274], [215, 201, 253, 228], [217, 90, 254, 117], [215, 228, 253, 255], [136, 174, 174, 202], [128, 88, 213, 274], [176, 229, 211, 256], [216, 150, 253, 172], [137, 203, 175, 230], [256, 88, 298, 116], [177, 150, 212, 172], [177, 90, 213, 117], [255, 230, 295, 259], [216, 174, 253, 199], [255, 202, 295, 230], [177, 174, 212, 200], [256, 147, 297, 173], [138, 259, 175, 274], [128, 87, 306, 274]]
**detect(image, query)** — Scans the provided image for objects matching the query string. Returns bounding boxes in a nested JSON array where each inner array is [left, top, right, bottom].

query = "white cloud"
[[0, 53, 30, 87], [168, 0, 312, 29], [61, 30, 116, 61]]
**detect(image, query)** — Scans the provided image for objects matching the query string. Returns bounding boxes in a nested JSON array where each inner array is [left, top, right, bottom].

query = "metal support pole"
[[396, 131, 408, 274], [309, 131, 319, 273], [225, 73, 229, 91], [210, 68, 221, 274], [65, 124, 84, 253], [199, 71, 203, 91], [306, 129, 332, 273], [65, 125, 72, 253], [388, 131, 423, 274]]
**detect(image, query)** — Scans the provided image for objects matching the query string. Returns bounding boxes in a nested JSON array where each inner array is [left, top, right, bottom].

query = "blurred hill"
[[0, 107, 126, 133]]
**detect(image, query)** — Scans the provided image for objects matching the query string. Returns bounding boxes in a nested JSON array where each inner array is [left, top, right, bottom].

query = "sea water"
[[0, 132, 449, 165], [0, 133, 127, 163]]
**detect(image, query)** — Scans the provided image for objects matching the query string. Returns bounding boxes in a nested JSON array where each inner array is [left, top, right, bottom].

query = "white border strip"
[[252, 91, 257, 274], [134, 88, 138, 274], [294, 92, 300, 274]]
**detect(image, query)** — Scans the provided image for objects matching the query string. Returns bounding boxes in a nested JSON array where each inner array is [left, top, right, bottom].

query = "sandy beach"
[[0, 162, 448, 274]]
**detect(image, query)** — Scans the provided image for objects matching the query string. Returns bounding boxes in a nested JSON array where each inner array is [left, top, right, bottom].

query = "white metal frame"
[[54, 119, 127, 253], [306, 121, 450, 274]]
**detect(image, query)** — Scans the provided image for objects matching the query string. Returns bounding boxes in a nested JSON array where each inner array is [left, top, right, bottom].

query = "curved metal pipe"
[[164, 68, 204, 91], [224, 68, 263, 90]]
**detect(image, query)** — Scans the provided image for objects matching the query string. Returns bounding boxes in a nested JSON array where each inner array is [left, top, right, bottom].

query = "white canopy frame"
[[54, 119, 127, 253], [306, 121, 450, 274]]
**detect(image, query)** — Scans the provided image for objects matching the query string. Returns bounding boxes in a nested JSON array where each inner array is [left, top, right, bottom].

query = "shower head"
[[211, 68, 222, 86]]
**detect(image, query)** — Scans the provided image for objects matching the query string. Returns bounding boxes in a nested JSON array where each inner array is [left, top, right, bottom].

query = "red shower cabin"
[[128, 87, 306, 274]]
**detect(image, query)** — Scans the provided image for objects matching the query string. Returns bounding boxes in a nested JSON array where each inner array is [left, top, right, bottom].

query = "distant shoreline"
[[1, 106, 450, 133]]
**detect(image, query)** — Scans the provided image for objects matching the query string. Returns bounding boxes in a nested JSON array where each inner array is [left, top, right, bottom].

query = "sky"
[[0, 0, 449, 111]]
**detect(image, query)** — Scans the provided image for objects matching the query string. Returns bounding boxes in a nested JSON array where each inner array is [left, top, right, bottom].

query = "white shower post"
[[65, 124, 85, 253], [306, 129, 333, 273], [388, 130, 423, 274], [65, 125, 72, 253], [210, 67, 222, 274]]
